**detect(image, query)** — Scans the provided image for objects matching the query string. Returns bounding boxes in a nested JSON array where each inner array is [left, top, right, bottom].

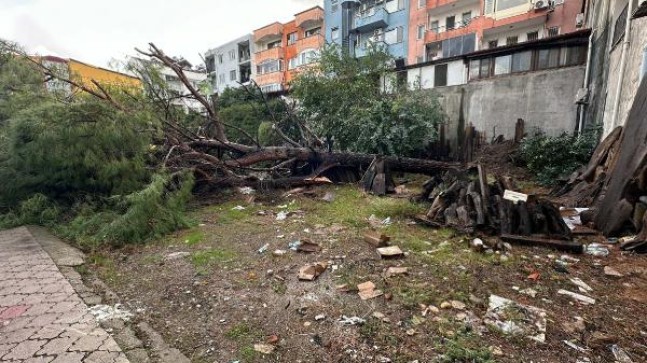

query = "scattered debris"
[[295, 238, 321, 253], [272, 249, 287, 256], [440, 301, 451, 309], [451, 300, 466, 310], [253, 344, 275, 354], [501, 234, 583, 253], [368, 214, 392, 228], [527, 271, 540, 281], [519, 288, 538, 298], [560, 207, 590, 231], [376, 246, 404, 259], [562, 317, 586, 334], [276, 211, 288, 221], [557, 289, 596, 305], [585, 243, 609, 257], [322, 192, 335, 202], [570, 278, 593, 293], [563, 340, 590, 353], [385, 266, 408, 278], [338, 316, 366, 325], [604, 266, 623, 277], [266, 335, 280, 344], [238, 187, 255, 195], [357, 281, 383, 300], [611, 344, 634, 363], [298, 262, 328, 281], [88, 304, 134, 322], [257, 243, 269, 254], [363, 231, 390, 247], [484, 295, 547, 343], [314, 314, 326, 321], [232, 205, 246, 211], [164, 252, 190, 262]]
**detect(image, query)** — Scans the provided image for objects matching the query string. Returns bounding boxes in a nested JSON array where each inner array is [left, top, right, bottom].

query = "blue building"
[[324, 0, 409, 65]]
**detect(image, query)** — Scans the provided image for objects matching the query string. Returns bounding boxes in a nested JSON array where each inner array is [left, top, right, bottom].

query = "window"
[[488, 40, 498, 49], [548, 27, 560, 37], [434, 64, 448, 87], [331, 0, 338, 12], [229, 70, 236, 81], [305, 27, 321, 37], [446, 16, 456, 30], [300, 49, 317, 65], [537, 48, 561, 70], [219, 73, 225, 84], [218, 54, 223, 64], [430, 20, 440, 33], [288, 57, 298, 70], [462, 11, 472, 26], [385, 27, 403, 44], [511, 51, 532, 72], [229, 49, 236, 60], [527, 31, 539, 41], [267, 40, 282, 49], [506, 36, 518, 45], [492, 0, 527, 13], [469, 59, 480, 80], [418, 0, 425, 8], [479, 58, 491, 78], [331, 27, 339, 40], [562, 46, 586, 66], [494, 55, 511, 75], [287, 32, 298, 45], [256, 59, 282, 74], [205, 56, 215, 73], [417, 25, 425, 40], [426, 42, 442, 60]]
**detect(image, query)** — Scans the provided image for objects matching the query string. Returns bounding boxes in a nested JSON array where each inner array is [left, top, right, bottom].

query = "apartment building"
[[205, 35, 254, 96], [253, 6, 325, 93], [324, 0, 410, 64], [409, 0, 587, 65]]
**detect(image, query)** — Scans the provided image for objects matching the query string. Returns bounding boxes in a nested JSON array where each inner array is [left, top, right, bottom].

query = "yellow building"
[[68, 59, 141, 91]]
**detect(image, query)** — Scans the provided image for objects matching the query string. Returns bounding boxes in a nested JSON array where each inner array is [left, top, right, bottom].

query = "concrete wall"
[[407, 59, 467, 88], [431, 66, 585, 153]]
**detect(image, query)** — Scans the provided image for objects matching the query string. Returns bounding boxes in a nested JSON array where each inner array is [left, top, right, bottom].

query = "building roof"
[[294, 5, 324, 17], [69, 58, 140, 80], [399, 28, 592, 71]]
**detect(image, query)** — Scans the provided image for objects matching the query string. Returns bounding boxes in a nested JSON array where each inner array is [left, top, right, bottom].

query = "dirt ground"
[[82, 180, 647, 363]]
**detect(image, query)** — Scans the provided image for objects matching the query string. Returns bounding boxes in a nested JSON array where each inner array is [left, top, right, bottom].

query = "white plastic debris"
[[484, 295, 546, 343], [611, 344, 634, 363], [257, 243, 269, 254], [563, 340, 590, 353], [238, 187, 255, 195], [232, 205, 246, 211], [88, 304, 134, 322], [276, 211, 288, 221], [557, 289, 596, 305], [338, 315, 366, 325], [585, 243, 609, 257], [560, 207, 589, 231]]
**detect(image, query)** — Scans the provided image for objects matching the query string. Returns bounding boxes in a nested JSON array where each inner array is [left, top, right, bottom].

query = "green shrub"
[[0, 194, 60, 228], [519, 131, 597, 186]]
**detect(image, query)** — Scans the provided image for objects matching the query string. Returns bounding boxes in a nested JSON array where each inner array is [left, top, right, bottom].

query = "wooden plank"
[[500, 234, 584, 253]]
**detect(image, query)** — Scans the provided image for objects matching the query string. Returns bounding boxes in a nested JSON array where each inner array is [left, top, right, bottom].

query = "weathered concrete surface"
[[0, 227, 129, 363], [26, 227, 85, 267], [433, 66, 585, 154]]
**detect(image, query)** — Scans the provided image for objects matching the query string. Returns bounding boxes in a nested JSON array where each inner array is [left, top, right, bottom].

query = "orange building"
[[253, 6, 324, 93], [409, 0, 587, 65]]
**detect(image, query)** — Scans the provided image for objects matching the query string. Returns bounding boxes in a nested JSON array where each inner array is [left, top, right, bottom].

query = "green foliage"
[[519, 131, 597, 185], [291, 44, 443, 156], [59, 173, 194, 248], [439, 339, 496, 363], [257, 121, 282, 146], [0, 194, 60, 228]]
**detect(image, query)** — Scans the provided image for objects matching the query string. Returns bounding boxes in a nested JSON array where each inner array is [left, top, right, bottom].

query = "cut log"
[[500, 234, 584, 253]]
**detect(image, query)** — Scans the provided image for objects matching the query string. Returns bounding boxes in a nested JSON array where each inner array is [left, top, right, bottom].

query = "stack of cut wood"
[[361, 156, 395, 196], [417, 165, 580, 252]]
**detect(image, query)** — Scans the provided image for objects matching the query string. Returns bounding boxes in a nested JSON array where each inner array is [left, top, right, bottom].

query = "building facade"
[[253, 6, 325, 93], [205, 35, 254, 96], [324, 0, 410, 64], [409, 0, 586, 65]]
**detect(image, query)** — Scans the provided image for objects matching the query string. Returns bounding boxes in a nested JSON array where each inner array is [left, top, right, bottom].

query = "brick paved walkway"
[[0, 227, 129, 363]]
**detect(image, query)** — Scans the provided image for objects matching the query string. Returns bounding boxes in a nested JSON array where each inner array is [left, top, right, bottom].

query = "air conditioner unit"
[[576, 13, 585, 28], [533, 0, 549, 10], [553, 0, 564, 5]]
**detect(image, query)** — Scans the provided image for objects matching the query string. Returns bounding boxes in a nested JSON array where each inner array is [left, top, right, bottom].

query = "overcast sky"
[[0, 0, 323, 68]]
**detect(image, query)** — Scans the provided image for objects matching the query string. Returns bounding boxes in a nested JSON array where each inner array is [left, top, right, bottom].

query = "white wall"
[[407, 59, 467, 89], [428, 4, 481, 32], [482, 24, 545, 48]]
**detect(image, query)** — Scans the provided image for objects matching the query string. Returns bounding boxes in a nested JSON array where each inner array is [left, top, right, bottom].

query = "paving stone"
[[29, 324, 67, 340], [0, 327, 38, 344], [2, 340, 45, 360], [36, 337, 78, 356], [24, 356, 55, 363], [49, 352, 84, 363], [0, 343, 18, 359], [69, 335, 106, 352], [123, 349, 149, 363]]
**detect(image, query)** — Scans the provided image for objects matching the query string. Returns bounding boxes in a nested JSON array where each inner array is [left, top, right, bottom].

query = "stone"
[[604, 266, 623, 277], [164, 252, 190, 261], [440, 301, 451, 309], [451, 300, 466, 310]]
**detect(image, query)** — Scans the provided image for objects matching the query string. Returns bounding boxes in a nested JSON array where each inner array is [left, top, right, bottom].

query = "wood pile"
[[553, 79, 647, 252], [417, 165, 578, 252]]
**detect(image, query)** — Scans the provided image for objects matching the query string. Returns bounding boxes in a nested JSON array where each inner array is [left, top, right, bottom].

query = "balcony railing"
[[426, 0, 479, 11], [294, 34, 325, 53], [254, 47, 285, 63], [426, 16, 483, 43], [353, 7, 389, 32]]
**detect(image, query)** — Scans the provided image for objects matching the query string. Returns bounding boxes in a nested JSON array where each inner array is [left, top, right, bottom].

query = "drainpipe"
[[610, 0, 635, 130], [578, 28, 596, 135]]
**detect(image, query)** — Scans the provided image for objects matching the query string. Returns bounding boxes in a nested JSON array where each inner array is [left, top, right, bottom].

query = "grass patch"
[[191, 249, 237, 271], [239, 345, 258, 361], [394, 283, 437, 309], [182, 230, 205, 246], [207, 202, 256, 224], [87, 253, 120, 284], [439, 336, 496, 363], [225, 322, 263, 341]]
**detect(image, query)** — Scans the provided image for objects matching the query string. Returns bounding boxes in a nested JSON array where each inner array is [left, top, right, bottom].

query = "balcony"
[[254, 47, 285, 63], [295, 34, 325, 53], [426, 0, 479, 11], [254, 22, 284, 43], [253, 72, 285, 87], [426, 16, 484, 43], [352, 7, 389, 32], [355, 40, 388, 58], [295, 6, 324, 29]]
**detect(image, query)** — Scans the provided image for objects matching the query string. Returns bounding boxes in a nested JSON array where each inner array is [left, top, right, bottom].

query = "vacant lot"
[[86, 184, 647, 363]]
